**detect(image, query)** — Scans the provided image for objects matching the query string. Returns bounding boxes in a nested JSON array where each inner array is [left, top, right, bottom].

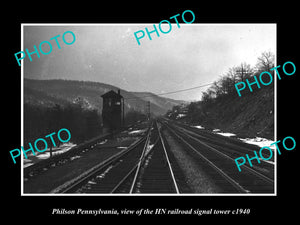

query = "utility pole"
[[146, 101, 150, 120], [236, 65, 244, 82], [122, 98, 125, 126]]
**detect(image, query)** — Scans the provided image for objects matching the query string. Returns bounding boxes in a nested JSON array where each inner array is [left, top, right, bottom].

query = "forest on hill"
[[23, 79, 184, 145], [166, 51, 275, 139]]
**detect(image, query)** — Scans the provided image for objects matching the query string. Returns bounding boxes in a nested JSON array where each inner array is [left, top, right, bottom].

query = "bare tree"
[[201, 87, 216, 103], [235, 62, 253, 82], [199, 52, 275, 102], [225, 67, 239, 94], [256, 51, 275, 72], [210, 81, 223, 97], [218, 76, 229, 94], [227, 66, 238, 83]]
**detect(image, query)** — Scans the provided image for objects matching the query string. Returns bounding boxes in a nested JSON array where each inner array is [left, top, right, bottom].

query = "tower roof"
[[101, 90, 123, 99]]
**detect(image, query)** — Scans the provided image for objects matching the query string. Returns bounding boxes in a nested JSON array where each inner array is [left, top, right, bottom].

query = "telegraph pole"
[[146, 101, 150, 120], [122, 97, 125, 126]]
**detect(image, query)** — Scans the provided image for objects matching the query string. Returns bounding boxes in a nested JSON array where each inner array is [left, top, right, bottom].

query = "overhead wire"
[[123, 82, 214, 100]]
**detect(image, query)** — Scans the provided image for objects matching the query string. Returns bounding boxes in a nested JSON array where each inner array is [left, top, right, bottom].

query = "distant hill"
[[24, 79, 185, 116], [131, 92, 186, 111]]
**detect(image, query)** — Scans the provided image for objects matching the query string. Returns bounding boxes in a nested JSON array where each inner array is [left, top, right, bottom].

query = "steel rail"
[[164, 122, 249, 193], [157, 122, 180, 194], [111, 128, 161, 193], [171, 122, 274, 161], [127, 121, 180, 194], [166, 122, 274, 185], [59, 129, 150, 193], [129, 122, 153, 193]]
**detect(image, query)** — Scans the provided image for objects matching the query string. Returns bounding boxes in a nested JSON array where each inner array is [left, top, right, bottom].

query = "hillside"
[[167, 86, 274, 139], [131, 92, 186, 110], [24, 79, 184, 116]]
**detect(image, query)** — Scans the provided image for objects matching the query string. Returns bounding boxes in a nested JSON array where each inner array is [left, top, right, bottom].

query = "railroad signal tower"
[[101, 89, 124, 132]]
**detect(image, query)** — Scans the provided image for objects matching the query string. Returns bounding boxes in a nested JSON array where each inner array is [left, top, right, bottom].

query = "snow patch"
[[193, 125, 205, 129], [24, 163, 34, 168], [176, 114, 186, 119], [36, 153, 51, 160], [216, 132, 236, 137], [70, 155, 81, 161], [128, 129, 146, 135], [239, 137, 275, 150], [26, 143, 76, 161], [24, 158, 33, 168], [98, 139, 107, 145], [259, 158, 275, 165], [212, 128, 236, 137], [145, 144, 154, 156], [88, 180, 97, 185]]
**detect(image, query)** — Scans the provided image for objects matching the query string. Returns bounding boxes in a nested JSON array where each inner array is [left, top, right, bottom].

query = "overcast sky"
[[23, 24, 276, 101]]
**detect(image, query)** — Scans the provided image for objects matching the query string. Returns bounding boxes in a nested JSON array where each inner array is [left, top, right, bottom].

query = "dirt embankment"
[[180, 86, 274, 139]]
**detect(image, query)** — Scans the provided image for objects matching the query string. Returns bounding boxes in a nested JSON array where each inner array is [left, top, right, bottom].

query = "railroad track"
[[171, 120, 275, 161], [167, 120, 275, 179], [60, 121, 180, 194], [126, 122, 179, 194], [160, 118, 274, 194]]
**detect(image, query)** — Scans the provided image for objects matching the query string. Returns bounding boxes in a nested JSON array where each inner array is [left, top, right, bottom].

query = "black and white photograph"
[[21, 24, 276, 195], [3, 3, 299, 220]]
